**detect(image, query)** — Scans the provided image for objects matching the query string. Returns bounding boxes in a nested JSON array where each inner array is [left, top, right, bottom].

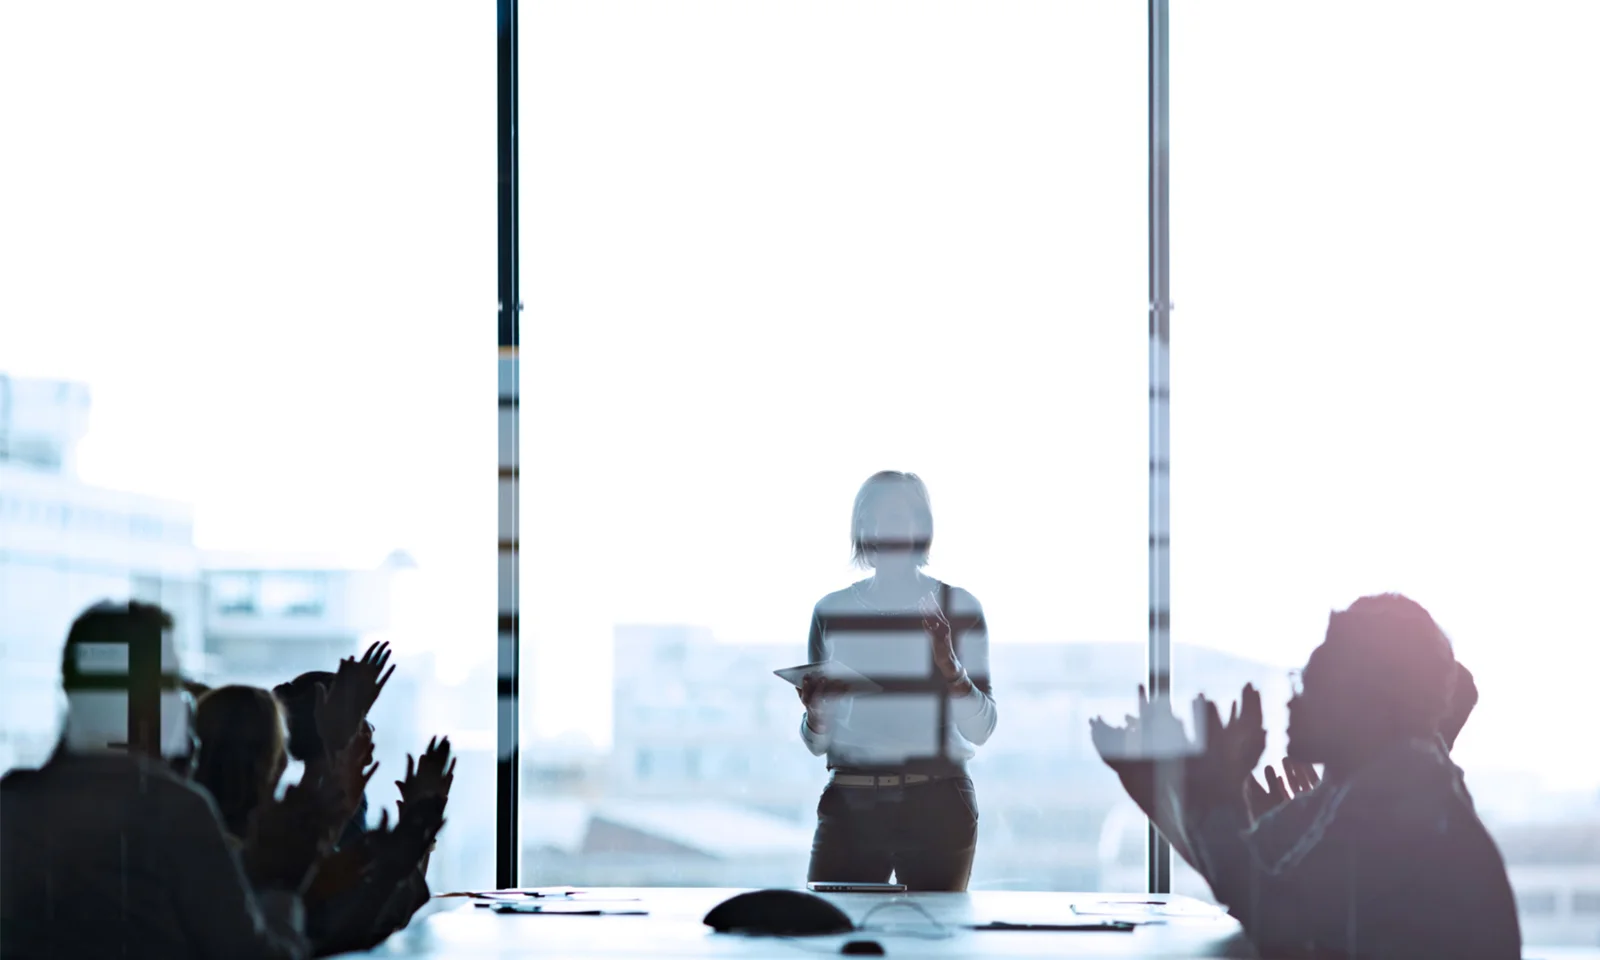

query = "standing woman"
[[799, 471, 997, 891]]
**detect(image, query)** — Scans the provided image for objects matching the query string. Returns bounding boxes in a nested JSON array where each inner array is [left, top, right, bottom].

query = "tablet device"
[[807, 882, 907, 894], [774, 660, 882, 694]]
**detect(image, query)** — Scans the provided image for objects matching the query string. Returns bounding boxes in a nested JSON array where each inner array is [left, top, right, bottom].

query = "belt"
[[832, 773, 934, 788]]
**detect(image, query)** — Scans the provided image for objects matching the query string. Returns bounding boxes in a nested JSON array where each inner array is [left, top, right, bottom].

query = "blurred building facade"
[[0, 371, 492, 894], [0, 374, 203, 772], [9, 369, 1600, 943], [516, 621, 1600, 945], [522, 623, 1293, 891]]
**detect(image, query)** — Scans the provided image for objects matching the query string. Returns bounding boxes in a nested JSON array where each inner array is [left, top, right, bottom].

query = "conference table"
[[361, 888, 1257, 958]]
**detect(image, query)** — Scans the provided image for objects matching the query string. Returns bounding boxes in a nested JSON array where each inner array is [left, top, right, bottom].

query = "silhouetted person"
[[195, 685, 292, 841], [1246, 658, 1479, 821], [275, 670, 371, 848], [1441, 660, 1477, 750], [1094, 593, 1520, 959], [798, 471, 996, 891], [1, 602, 315, 959]]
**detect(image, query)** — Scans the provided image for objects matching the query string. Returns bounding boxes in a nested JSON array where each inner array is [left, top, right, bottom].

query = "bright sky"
[[5, 3, 1598, 786]]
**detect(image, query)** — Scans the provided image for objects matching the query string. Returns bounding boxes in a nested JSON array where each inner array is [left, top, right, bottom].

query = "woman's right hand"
[[799, 674, 849, 732]]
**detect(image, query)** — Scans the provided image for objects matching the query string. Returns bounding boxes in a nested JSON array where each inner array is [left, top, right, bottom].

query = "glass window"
[[260, 574, 327, 618], [211, 574, 260, 616], [1518, 891, 1560, 918], [1572, 892, 1600, 917], [0, 2, 493, 890], [1170, 0, 1600, 940], [521, 1, 1147, 889]]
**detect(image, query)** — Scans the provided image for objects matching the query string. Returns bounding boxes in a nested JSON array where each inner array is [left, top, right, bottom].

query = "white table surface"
[[362, 888, 1256, 958]]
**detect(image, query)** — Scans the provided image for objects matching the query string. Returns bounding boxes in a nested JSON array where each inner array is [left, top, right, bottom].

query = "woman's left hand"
[[918, 596, 962, 682]]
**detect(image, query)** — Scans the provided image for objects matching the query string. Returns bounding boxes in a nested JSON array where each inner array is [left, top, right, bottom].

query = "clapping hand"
[[243, 776, 342, 894], [375, 797, 447, 870], [1281, 758, 1321, 794], [1246, 756, 1322, 821], [323, 722, 379, 836], [1089, 685, 1201, 868], [1091, 684, 1268, 822], [917, 596, 962, 682], [314, 642, 395, 762], [395, 736, 456, 825], [1185, 684, 1268, 813], [1090, 684, 1191, 761]]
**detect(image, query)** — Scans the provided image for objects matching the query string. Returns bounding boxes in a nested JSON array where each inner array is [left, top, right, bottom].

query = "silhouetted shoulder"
[[0, 766, 41, 792], [6, 752, 217, 819]]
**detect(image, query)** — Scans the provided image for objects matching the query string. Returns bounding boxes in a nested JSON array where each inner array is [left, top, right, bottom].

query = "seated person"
[[204, 649, 441, 957], [308, 737, 455, 953], [1094, 593, 1520, 959], [194, 685, 295, 841], [1, 601, 316, 960], [1247, 658, 1478, 819], [274, 670, 372, 848]]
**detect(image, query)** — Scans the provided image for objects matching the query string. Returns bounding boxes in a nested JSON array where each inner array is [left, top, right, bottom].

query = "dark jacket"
[[1, 751, 310, 960], [1187, 737, 1521, 960]]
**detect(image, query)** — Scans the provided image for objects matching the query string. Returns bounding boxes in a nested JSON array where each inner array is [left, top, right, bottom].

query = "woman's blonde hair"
[[193, 685, 286, 838], [850, 471, 934, 569]]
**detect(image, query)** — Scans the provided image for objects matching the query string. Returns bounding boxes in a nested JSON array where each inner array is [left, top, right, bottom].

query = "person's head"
[[1286, 593, 1457, 767], [58, 600, 195, 761], [272, 670, 375, 765], [273, 670, 335, 763], [851, 471, 934, 574], [193, 685, 287, 838]]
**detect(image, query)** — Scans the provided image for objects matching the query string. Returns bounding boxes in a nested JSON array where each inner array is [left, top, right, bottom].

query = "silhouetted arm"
[[948, 599, 997, 746], [373, 865, 431, 934], [1187, 781, 1520, 959], [799, 608, 830, 755], [162, 783, 311, 960], [1101, 758, 1201, 871]]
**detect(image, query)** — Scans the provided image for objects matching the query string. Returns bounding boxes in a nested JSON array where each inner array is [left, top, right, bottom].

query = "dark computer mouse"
[[841, 940, 886, 955], [703, 888, 855, 936]]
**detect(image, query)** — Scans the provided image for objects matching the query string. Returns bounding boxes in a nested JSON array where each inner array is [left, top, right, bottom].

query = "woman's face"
[[863, 493, 928, 569]]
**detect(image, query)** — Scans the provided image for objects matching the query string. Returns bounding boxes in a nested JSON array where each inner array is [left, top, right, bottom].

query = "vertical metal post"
[[496, 0, 522, 892], [127, 614, 162, 758], [1147, 0, 1174, 896]]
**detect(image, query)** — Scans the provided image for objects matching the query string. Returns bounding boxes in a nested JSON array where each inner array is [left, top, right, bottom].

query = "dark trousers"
[[806, 776, 978, 892]]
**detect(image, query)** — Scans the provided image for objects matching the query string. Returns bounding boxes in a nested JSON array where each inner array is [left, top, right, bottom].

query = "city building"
[[0, 373, 203, 774], [515, 618, 1600, 946], [0, 369, 500, 890], [0, 372, 408, 767], [196, 551, 409, 690], [521, 622, 1294, 891]]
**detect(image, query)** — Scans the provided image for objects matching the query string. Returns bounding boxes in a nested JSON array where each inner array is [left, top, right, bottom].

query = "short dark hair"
[[272, 670, 336, 762], [1323, 593, 1457, 735], [850, 471, 934, 569], [60, 600, 174, 687]]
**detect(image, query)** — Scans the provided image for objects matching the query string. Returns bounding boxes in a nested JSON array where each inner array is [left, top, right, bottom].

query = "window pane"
[[521, 2, 1147, 889], [1171, 0, 1600, 935], [0, 2, 494, 891]]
